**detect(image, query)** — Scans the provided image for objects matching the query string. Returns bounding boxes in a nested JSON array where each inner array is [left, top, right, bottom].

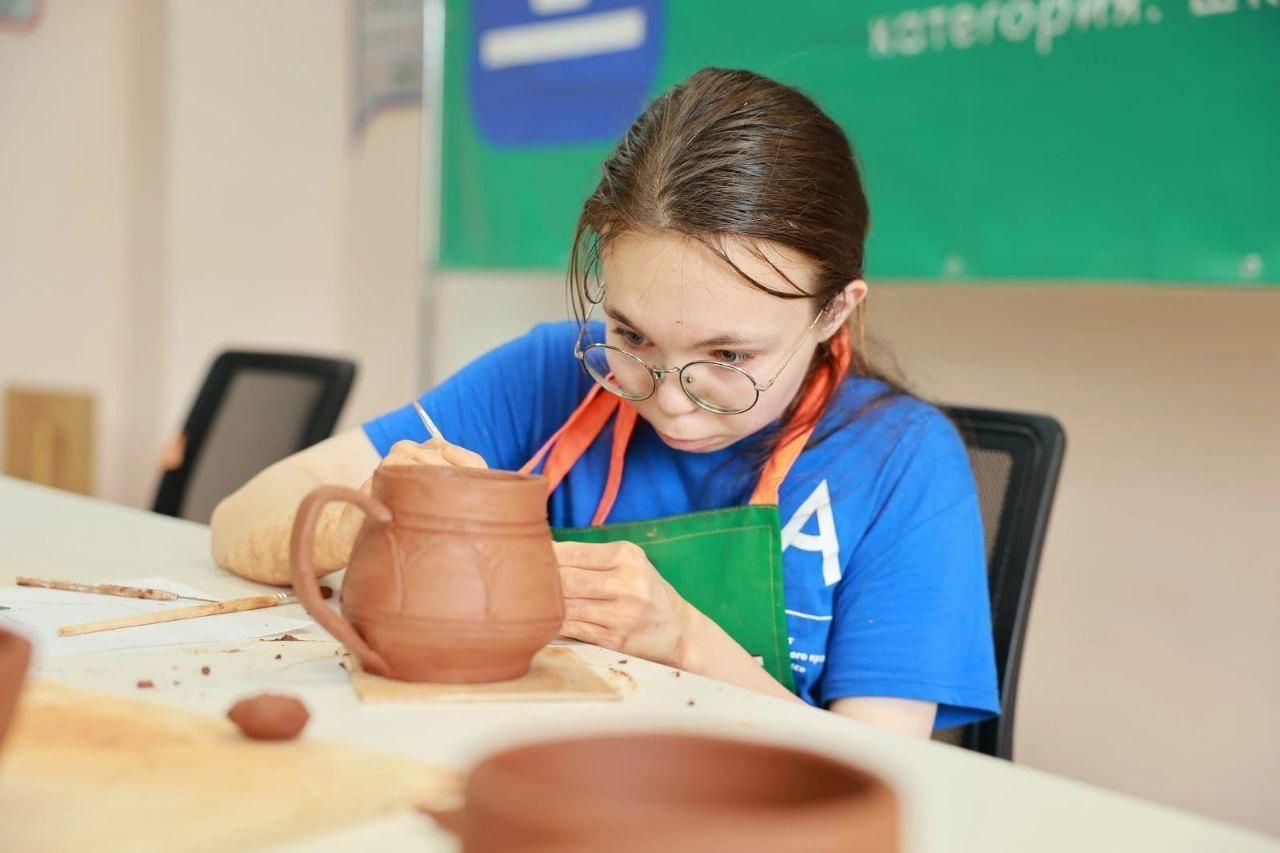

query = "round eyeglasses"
[[573, 300, 827, 415]]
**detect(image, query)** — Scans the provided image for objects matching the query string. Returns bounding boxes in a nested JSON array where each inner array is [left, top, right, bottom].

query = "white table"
[[1, 476, 1275, 853]]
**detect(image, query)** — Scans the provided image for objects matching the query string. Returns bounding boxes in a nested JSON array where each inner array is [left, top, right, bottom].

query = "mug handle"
[[290, 485, 394, 677]]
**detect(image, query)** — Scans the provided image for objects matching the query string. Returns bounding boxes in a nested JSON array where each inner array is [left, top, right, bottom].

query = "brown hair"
[[568, 68, 909, 458]]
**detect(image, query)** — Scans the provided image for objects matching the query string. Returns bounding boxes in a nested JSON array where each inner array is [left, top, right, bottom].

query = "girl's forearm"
[[676, 603, 804, 704]]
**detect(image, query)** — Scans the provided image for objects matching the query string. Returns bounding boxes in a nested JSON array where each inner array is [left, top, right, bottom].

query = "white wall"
[[0, 0, 194, 507], [0, 1, 424, 508], [162, 0, 424, 459], [874, 284, 1280, 837], [163, 0, 349, 436], [340, 109, 424, 427]]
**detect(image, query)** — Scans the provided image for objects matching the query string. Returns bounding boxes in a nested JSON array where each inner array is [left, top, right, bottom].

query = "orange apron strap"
[[591, 402, 638, 526], [750, 327, 852, 505], [520, 379, 634, 524], [520, 384, 603, 481], [520, 384, 625, 502]]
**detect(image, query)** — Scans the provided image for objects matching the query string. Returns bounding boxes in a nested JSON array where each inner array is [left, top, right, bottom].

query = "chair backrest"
[[153, 351, 357, 524], [943, 406, 1066, 760]]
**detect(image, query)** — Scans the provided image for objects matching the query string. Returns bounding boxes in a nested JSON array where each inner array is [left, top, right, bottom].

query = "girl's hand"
[[554, 540, 697, 668], [381, 438, 488, 471]]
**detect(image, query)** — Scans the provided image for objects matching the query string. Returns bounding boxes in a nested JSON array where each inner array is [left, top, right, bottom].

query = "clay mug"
[[0, 627, 32, 759], [431, 733, 900, 853], [290, 465, 563, 683]]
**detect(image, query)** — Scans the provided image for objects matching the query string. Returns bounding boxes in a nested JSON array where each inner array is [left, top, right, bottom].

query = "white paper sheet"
[[0, 576, 313, 658]]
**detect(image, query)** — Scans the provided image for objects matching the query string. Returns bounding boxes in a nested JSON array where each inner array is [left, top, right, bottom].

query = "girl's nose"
[[651, 368, 699, 417]]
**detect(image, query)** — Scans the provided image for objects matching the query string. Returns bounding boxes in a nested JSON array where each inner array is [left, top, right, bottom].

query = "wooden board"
[[2, 387, 94, 495], [0, 681, 460, 852], [347, 646, 621, 704]]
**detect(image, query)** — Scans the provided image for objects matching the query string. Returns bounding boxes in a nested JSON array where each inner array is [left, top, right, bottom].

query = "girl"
[[212, 68, 998, 738]]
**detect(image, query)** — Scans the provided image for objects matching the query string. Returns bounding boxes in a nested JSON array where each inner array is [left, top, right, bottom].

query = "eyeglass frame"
[[573, 297, 830, 415]]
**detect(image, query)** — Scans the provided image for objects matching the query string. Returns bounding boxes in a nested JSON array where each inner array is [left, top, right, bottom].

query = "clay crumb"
[[607, 667, 636, 691], [200, 666, 210, 676], [338, 661, 346, 670], [268, 633, 301, 642], [274, 653, 282, 660], [673, 670, 682, 678], [617, 658, 629, 664], [136, 679, 154, 689], [220, 648, 242, 654], [172, 680, 180, 686], [686, 699, 696, 707]]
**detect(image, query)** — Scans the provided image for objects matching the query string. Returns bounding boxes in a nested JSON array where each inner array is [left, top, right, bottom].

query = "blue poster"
[[468, 0, 665, 147]]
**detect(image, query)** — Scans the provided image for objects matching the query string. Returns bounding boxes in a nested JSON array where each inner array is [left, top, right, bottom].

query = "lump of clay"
[[226, 693, 310, 741]]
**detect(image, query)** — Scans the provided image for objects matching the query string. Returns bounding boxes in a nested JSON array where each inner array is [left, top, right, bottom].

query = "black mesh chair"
[[153, 351, 357, 524], [942, 406, 1066, 760]]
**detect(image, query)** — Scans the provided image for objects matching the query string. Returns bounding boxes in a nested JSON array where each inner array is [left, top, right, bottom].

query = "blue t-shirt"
[[363, 321, 999, 728]]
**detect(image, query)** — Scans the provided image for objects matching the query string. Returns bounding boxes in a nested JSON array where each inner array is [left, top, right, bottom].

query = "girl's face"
[[599, 230, 845, 453]]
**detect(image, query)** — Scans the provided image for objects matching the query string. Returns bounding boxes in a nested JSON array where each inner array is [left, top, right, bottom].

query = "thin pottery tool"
[[17, 576, 216, 602], [412, 400, 446, 442], [57, 587, 333, 637]]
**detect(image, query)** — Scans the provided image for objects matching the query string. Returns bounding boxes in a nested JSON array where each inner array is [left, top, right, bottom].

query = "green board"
[[440, 1, 1279, 285]]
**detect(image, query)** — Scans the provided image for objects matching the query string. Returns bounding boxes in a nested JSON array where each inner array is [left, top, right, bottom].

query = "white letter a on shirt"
[[780, 479, 842, 586]]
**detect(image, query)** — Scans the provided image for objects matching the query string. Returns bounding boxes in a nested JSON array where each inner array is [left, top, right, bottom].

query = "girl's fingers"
[[440, 442, 488, 469], [552, 539, 642, 570], [387, 440, 442, 465], [560, 619, 612, 648], [387, 439, 487, 470], [558, 565, 614, 599], [562, 598, 614, 625]]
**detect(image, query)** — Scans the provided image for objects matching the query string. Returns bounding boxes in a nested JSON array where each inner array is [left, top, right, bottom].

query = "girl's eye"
[[614, 327, 647, 347], [714, 350, 753, 365]]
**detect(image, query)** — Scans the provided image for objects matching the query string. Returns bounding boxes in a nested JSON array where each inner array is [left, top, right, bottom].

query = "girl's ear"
[[819, 279, 868, 342]]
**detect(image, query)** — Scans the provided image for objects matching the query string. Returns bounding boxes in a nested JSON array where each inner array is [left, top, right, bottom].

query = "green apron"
[[520, 359, 845, 693], [554, 505, 794, 692]]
